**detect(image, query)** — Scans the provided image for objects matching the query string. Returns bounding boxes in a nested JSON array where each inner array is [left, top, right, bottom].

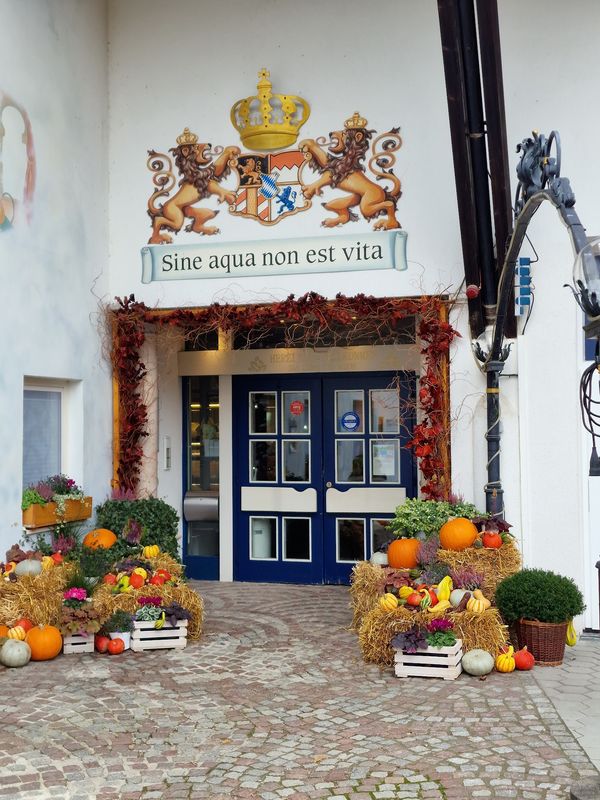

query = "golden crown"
[[176, 127, 199, 147], [230, 69, 310, 152], [345, 111, 368, 130]]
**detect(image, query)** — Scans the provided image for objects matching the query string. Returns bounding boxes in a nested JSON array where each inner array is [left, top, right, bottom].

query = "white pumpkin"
[[461, 648, 494, 676], [449, 588, 469, 608], [0, 639, 31, 668], [370, 551, 388, 566], [14, 559, 43, 577]]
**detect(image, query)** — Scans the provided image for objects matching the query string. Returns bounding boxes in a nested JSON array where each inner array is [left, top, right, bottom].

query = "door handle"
[[325, 481, 333, 488]]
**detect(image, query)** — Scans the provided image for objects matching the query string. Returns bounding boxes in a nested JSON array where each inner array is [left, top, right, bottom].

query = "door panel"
[[233, 371, 416, 584]]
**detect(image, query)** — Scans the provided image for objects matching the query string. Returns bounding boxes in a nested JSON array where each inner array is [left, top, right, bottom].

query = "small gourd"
[[461, 648, 494, 676], [398, 586, 414, 600], [0, 639, 31, 668], [379, 592, 399, 611], [370, 551, 388, 566], [449, 589, 468, 608], [495, 646, 516, 673], [471, 589, 491, 609], [41, 556, 55, 571], [142, 544, 160, 559], [513, 646, 535, 670], [466, 597, 486, 614], [8, 626, 26, 641], [14, 559, 43, 577]]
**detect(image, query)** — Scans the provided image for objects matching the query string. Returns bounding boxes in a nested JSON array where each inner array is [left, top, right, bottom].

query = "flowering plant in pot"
[[22, 474, 91, 528], [102, 610, 134, 650], [495, 569, 585, 665]]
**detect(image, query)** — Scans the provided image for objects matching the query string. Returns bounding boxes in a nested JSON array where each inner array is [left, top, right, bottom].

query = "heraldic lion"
[[147, 127, 240, 244], [299, 112, 402, 230]]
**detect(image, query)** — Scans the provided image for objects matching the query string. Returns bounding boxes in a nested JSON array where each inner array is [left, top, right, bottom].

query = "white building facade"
[[1, 0, 598, 627]]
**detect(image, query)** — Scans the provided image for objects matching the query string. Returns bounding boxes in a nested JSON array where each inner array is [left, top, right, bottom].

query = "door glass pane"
[[250, 440, 277, 482], [250, 517, 277, 559], [336, 440, 364, 483], [370, 389, 400, 433], [283, 518, 311, 560], [187, 521, 219, 557], [283, 440, 310, 483], [371, 519, 392, 553], [371, 440, 400, 483], [188, 376, 219, 491], [337, 518, 365, 562], [282, 391, 310, 434], [250, 392, 277, 433], [335, 390, 364, 433]]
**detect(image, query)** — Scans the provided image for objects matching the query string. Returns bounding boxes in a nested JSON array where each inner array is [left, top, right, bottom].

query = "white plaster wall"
[[107, 0, 465, 308], [498, 0, 600, 622], [0, 0, 111, 555]]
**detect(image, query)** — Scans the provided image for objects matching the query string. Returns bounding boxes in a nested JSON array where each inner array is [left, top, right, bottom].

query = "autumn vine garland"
[[111, 292, 458, 498]]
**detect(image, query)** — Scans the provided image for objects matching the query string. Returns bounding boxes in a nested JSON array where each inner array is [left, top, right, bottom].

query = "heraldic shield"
[[231, 150, 310, 225]]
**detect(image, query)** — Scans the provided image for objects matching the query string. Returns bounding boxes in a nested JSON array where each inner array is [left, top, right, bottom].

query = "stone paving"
[[533, 634, 600, 771], [0, 581, 598, 799]]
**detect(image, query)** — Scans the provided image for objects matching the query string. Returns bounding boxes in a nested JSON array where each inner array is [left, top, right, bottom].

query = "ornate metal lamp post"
[[571, 239, 600, 475], [475, 130, 600, 516]]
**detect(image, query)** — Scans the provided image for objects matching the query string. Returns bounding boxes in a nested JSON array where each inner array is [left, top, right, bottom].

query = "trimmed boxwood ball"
[[495, 569, 585, 625], [95, 497, 179, 558]]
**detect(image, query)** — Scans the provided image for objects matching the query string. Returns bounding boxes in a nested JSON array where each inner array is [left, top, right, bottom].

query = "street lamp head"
[[572, 237, 600, 318]]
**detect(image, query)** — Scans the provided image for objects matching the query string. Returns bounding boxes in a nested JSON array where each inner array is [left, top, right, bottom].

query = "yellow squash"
[[143, 545, 160, 559], [435, 576, 453, 603], [566, 620, 577, 647], [427, 599, 451, 614], [471, 589, 491, 610], [495, 646, 516, 673], [398, 586, 414, 600], [379, 593, 399, 611]]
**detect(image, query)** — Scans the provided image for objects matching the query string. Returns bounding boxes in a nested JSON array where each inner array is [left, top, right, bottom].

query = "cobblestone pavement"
[[0, 581, 598, 799], [533, 633, 600, 771]]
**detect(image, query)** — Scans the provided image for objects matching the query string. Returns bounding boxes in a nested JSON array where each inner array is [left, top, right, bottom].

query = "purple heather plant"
[[110, 486, 137, 501], [122, 518, 142, 545], [417, 534, 440, 568], [450, 567, 484, 591]]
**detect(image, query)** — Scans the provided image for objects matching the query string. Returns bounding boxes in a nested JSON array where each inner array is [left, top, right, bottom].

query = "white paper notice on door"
[[372, 441, 399, 482]]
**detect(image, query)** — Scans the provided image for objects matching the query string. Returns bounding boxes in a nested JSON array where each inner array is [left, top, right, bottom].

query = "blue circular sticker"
[[341, 411, 360, 431]]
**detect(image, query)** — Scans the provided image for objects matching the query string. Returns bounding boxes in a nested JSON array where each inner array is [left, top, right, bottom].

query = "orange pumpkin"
[[387, 538, 420, 569], [439, 517, 478, 551], [25, 625, 63, 661], [82, 528, 117, 550], [0, 624, 9, 637]]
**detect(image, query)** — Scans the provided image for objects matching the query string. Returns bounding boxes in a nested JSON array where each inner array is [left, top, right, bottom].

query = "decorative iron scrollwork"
[[514, 130, 574, 216]]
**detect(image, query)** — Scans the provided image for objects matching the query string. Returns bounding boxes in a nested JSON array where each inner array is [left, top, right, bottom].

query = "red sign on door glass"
[[290, 400, 304, 416]]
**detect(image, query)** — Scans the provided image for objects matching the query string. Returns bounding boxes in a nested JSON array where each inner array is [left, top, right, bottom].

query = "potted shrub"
[[385, 498, 480, 569], [102, 610, 134, 651], [495, 569, 585, 665], [22, 474, 92, 529]]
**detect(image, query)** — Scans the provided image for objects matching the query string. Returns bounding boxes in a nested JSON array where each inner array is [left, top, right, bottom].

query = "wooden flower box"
[[63, 633, 95, 654], [394, 639, 463, 680], [131, 619, 188, 652], [22, 497, 93, 529]]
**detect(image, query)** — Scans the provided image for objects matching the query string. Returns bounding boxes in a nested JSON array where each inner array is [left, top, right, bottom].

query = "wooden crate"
[[394, 639, 463, 680], [131, 620, 188, 652], [63, 633, 95, 654]]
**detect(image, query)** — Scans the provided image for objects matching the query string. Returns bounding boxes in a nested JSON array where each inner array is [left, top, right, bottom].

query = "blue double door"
[[233, 371, 416, 584]]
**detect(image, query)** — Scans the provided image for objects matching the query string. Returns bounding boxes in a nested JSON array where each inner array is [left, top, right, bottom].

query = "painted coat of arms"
[[146, 69, 402, 244]]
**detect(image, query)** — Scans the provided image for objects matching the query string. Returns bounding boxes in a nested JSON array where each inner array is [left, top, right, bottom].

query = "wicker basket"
[[514, 618, 569, 666]]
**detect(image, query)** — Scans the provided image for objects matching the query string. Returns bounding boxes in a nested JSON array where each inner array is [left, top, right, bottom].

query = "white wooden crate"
[[394, 639, 463, 680], [63, 633, 95, 654], [131, 619, 188, 652]]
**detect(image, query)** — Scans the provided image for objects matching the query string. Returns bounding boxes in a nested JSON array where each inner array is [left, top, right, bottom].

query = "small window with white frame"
[[23, 384, 64, 486]]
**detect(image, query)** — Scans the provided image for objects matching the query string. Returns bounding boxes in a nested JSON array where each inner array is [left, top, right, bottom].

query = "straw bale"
[[358, 605, 508, 667], [437, 539, 521, 600], [0, 563, 75, 626], [146, 552, 184, 578], [349, 561, 386, 631], [93, 582, 204, 639]]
